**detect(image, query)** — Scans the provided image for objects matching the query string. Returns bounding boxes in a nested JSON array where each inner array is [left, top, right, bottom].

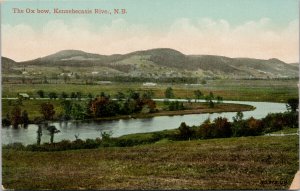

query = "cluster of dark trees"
[[2, 107, 29, 128], [89, 91, 157, 118], [37, 90, 85, 100], [167, 101, 185, 111], [176, 104, 298, 140], [2, 103, 55, 128], [58, 90, 157, 120]]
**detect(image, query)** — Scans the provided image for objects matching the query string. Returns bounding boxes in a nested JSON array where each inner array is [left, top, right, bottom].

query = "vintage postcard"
[[1, 0, 299, 190]]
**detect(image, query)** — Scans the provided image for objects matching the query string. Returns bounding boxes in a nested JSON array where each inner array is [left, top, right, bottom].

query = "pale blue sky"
[[1, 0, 299, 62]]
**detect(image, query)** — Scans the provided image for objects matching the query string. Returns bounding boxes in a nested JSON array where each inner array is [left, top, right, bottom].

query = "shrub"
[[178, 122, 194, 140]]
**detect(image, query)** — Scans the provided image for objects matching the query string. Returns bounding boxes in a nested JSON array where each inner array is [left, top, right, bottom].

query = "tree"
[[37, 90, 45, 98], [165, 87, 174, 98], [87, 93, 93, 100], [194, 90, 203, 102], [90, 97, 120, 117], [232, 111, 244, 122], [286, 98, 298, 112], [37, 125, 43, 145], [60, 92, 68, 99], [61, 100, 72, 119], [48, 92, 57, 99], [115, 92, 125, 101], [209, 100, 214, 108], [142, 90, 155, 99], [40, 103, 55, 120], [47, 125, 60, 144], [216, 96, 223, 103], [205, 95, 214, 108], [76, 92, 82, 100], [22, 110, 29, 127], [2, 113, 11, 127], [70, 103, 85, 120], [141, 99, 156, 113], [128, 90, 140, 100], [178, 122, 194, 140], [11, 106, 22, 128], [213, 117, 232, 138], [70, 92, 77, 99]]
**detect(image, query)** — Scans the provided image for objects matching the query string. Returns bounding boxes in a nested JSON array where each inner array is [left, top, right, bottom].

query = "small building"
[[96, 81, 112, 84], [143, 82, 157, 86], [18, 93, 30, 100]]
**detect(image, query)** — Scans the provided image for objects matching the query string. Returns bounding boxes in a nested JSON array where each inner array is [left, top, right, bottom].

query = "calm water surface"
[[1, 100, 286, 145]]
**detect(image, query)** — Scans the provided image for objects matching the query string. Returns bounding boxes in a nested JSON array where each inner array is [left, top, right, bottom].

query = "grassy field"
[[2, 79, 298, 102], [2, 135, 298, 190], [2, 99, 65, 120]]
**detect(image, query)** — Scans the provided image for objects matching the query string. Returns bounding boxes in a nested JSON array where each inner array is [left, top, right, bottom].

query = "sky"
[[1, 0, 299, 63]]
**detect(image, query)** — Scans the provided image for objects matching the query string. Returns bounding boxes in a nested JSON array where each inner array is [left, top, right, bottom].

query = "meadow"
[[2, 135, 298, 190], [2, 79, 298, 102]]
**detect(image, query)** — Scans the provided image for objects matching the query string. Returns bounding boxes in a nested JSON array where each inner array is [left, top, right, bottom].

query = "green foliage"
[[2, 113, 11, 127], [128, 89, 140, 100], [209, 100, 214, 108], [60, 92, 68, 99], [61, 100, 72, 119], [216, 96, 223, 103], [165, 87, 174, 98], [205, 95, 215, 108], [87, 93, 93, 99], [37, 90, 45, 98], [70, 103, 86, 120], [168, 101, 184, 111], [48, 92, 57, 99], [142, 90, 155, 99], [37, 125, 43, 145], [70, 92, 77, 99], [91, 97, 120, 117], [286, 98, 298, 112], [40, 103, 55, 120], [11, 106, 22, 128], [47, 125, 60, 144], [178, 122, 194, 140], [115, 92, 125, 101], [22, 110, 29, 127], [194, 90, 203, 100], [232, 111, 244, 122]]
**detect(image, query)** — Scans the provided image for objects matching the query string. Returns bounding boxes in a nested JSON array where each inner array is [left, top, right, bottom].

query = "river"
[[1, 100, 287, 145]]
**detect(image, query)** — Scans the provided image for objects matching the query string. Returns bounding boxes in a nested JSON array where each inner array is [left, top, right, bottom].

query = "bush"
[[3, 142, 25, 150], [178, 122, 194, 140]]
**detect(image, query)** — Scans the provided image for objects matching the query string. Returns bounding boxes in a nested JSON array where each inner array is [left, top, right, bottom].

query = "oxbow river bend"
[[2, 100, 286, 145]]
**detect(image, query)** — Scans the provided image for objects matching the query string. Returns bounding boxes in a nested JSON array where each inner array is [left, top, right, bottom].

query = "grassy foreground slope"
[[3, 136, 298, 190]]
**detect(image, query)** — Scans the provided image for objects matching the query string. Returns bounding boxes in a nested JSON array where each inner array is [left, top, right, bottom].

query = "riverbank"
[[2, 135, 298, 190], [91, 103, 255, 122]]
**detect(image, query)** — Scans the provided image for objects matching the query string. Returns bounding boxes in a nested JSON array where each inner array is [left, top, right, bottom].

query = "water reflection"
[[2, 101, 287, 145]]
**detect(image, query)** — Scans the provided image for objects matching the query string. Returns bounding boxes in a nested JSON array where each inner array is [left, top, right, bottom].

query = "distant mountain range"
[[2, 48, 299, 79]]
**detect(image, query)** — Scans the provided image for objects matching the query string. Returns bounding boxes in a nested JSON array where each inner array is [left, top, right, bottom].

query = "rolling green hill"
[[2, 48, 299, 79]]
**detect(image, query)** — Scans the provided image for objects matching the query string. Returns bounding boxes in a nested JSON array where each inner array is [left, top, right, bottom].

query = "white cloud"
[[2, 17, 298, 63]]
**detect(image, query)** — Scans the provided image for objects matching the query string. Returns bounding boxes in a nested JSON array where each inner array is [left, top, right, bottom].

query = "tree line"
[[176, 99, 298, 140]]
